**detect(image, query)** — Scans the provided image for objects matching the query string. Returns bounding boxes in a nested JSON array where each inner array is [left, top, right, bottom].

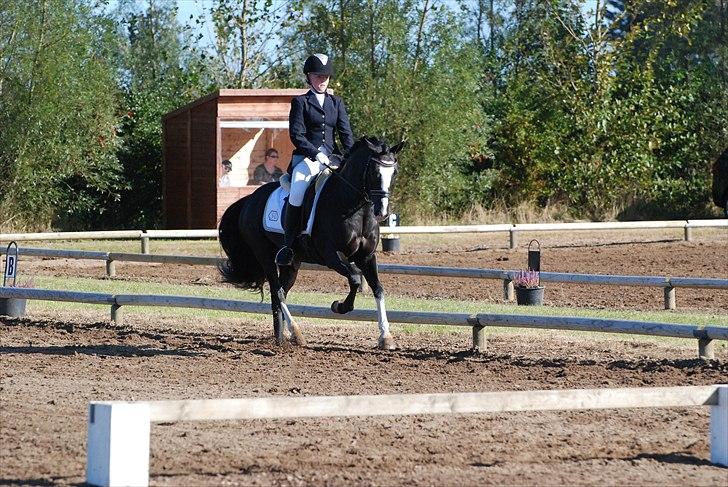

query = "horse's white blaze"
[[379, 197, 390, 217], [375, 296, 390, 338], [377, 165, 396, 216]]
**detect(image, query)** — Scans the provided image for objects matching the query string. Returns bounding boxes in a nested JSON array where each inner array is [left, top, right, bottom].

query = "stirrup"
[[279, 173, 291, 192], [275, 246, 294, 266]]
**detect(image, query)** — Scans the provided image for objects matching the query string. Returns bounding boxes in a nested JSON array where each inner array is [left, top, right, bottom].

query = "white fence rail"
[[2, 219, 726, 252], [4, 246, 727, 310], [85, 385, 728, 486], [1, 286, 726, 358]]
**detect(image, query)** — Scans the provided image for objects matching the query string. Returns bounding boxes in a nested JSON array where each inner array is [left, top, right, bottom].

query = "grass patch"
[[14, 275, 726, 351], [27, 275, 728, 328]]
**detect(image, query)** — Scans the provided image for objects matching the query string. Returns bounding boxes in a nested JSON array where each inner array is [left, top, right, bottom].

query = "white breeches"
[[289, 149, 331, 206]]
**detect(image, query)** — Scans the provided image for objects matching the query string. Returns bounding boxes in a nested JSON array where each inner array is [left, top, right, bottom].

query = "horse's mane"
[[340, 136, 386, 171], [350, 136, 385, 154]]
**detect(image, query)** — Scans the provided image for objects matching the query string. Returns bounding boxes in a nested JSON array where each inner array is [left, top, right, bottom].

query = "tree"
[[110, 0, 210, 228], [287, 0, 490, 218], [204, 0, 305, 88], [0, 0, 123, 230], [482, 0, 728, 219]]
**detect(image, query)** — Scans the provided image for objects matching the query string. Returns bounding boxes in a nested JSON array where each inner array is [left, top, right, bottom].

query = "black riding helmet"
[[303, 53, 334, 77]]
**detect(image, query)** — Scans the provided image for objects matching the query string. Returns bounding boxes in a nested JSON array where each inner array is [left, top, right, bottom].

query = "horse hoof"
[[331, 301, 342, 314], [274, 327, 285, 346], [290, 324, 306, 347], [378, 335, 397, 351]]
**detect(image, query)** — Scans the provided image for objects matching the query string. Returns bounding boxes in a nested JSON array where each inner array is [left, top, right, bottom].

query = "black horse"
[[218, 137, 404, 349]]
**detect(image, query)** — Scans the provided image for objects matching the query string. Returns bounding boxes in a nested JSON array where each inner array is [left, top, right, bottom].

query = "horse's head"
[[361, 137, 405, 222]]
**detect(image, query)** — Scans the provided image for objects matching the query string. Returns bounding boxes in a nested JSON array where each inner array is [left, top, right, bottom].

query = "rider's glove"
[[315, 152, 330, 166]]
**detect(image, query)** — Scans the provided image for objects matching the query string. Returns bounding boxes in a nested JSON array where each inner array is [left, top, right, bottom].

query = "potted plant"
[[0, 277, 34, 318], [513, 269, 544, 306]]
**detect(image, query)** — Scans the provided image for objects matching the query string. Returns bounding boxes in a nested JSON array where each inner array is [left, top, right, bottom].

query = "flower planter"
[[0, 297, 27, 317], [515, 286, 545, 306]]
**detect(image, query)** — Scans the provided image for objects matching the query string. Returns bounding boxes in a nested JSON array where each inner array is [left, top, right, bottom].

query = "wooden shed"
[[162, 88, 306, 229]]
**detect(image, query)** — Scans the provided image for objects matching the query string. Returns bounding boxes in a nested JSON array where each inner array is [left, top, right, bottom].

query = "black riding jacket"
[[289, 91, 354, 160]]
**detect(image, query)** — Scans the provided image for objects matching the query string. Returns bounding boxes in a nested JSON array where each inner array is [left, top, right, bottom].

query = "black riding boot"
[[275, 203, 303, 266]]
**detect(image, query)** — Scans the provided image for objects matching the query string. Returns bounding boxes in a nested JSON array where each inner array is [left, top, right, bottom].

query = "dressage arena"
[[2, 229, 727, 485]]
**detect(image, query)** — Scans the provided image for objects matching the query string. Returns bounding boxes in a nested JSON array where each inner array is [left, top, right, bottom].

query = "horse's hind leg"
[[278, 265, 306, 346], [359, 253, 396, 350], [260, 261, 288, 345]]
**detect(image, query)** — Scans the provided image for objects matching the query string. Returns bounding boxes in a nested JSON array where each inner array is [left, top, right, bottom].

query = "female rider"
[[275, 53, 355, 266]]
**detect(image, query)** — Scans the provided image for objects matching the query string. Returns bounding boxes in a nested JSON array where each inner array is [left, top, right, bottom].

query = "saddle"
[[262, 169, 333, 235]]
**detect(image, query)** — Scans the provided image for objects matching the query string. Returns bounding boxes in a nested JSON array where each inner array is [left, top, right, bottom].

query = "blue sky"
[[173, 0, 601, 50], [176, 0, 210, 23], [175, 0, 601, 27]]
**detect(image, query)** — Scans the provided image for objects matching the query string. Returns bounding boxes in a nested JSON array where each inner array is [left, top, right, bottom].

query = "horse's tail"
[[218, 196, 266, 292]]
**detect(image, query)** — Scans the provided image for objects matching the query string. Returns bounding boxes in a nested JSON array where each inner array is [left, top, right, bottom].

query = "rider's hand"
[[316, 152, 330, 166]]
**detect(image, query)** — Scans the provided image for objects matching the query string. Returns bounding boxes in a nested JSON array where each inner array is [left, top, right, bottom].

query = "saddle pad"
[[262, 172, 332, 235]]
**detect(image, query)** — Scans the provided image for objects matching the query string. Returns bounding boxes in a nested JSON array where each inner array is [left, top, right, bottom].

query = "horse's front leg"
[[325, 251, 362, 314], [358, 253, 396, 350]]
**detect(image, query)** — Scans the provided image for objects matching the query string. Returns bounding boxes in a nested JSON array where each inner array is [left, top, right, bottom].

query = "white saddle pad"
[[263, 172, 332, 235]]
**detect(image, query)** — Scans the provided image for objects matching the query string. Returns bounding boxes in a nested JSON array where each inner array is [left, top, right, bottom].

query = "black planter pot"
[[381, 236, 400, 252], [0, 297, 27, 317], [515, 286, 545, 306]]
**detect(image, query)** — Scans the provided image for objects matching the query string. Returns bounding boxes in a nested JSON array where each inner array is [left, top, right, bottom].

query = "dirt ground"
[[2, 230, 727, 485]]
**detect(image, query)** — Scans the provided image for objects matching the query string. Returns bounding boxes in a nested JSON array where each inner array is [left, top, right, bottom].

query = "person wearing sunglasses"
[[252, 148, 283, 185], [275, 53, 354, 266]]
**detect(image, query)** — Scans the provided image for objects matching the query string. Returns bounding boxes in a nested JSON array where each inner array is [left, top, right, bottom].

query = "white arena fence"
[[86, 385, 728, 486], [3, 246, 727, 311], [1, 218, 726, 252], [1, 286, 726, 358]]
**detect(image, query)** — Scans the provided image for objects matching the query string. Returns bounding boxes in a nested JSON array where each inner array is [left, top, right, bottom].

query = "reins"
[[319, 144, 396, 217], [318, 158, 371, 204]]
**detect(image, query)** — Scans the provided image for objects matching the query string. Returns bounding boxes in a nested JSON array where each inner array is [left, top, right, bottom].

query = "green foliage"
[[206, 0, 304, 88], [290, 0, 491, 217], [485, 0, 728, 219], [108, 0, 209, 228], [0, 0, 123, 230], [1, 0, 726, 230]]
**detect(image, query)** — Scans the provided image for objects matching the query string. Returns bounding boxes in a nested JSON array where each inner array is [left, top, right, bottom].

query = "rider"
[[275, 53, 355, 266]]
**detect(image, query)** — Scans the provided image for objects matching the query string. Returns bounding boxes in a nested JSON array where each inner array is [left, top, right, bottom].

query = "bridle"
[[319, 149, 397, 206], [366, 155, 396, 203]]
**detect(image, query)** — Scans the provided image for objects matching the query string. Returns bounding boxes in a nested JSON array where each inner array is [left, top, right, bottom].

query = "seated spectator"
[[252, 149, 284, 185], [219, 159, 232, 187]]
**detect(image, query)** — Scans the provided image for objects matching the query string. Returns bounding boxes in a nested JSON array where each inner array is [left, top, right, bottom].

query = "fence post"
[[699, 338, 715, 360], [663, 286, 676, 310], [140, 234, 150, 254], [684, 224, 693, 242], [503, 278, 514, 302], [509, 228, 518, 249], [111, 304, 122, 325], [469, 317, 486, 351], [86, 402, 150, 487], [105, 260, 116, 278], [710, 385, 728, 466]]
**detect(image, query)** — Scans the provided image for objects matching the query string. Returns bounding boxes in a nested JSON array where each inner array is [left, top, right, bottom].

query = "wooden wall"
[[162, 112, 190, 229], [189, 99, 218, 229], [217, 91, 302, 119]]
